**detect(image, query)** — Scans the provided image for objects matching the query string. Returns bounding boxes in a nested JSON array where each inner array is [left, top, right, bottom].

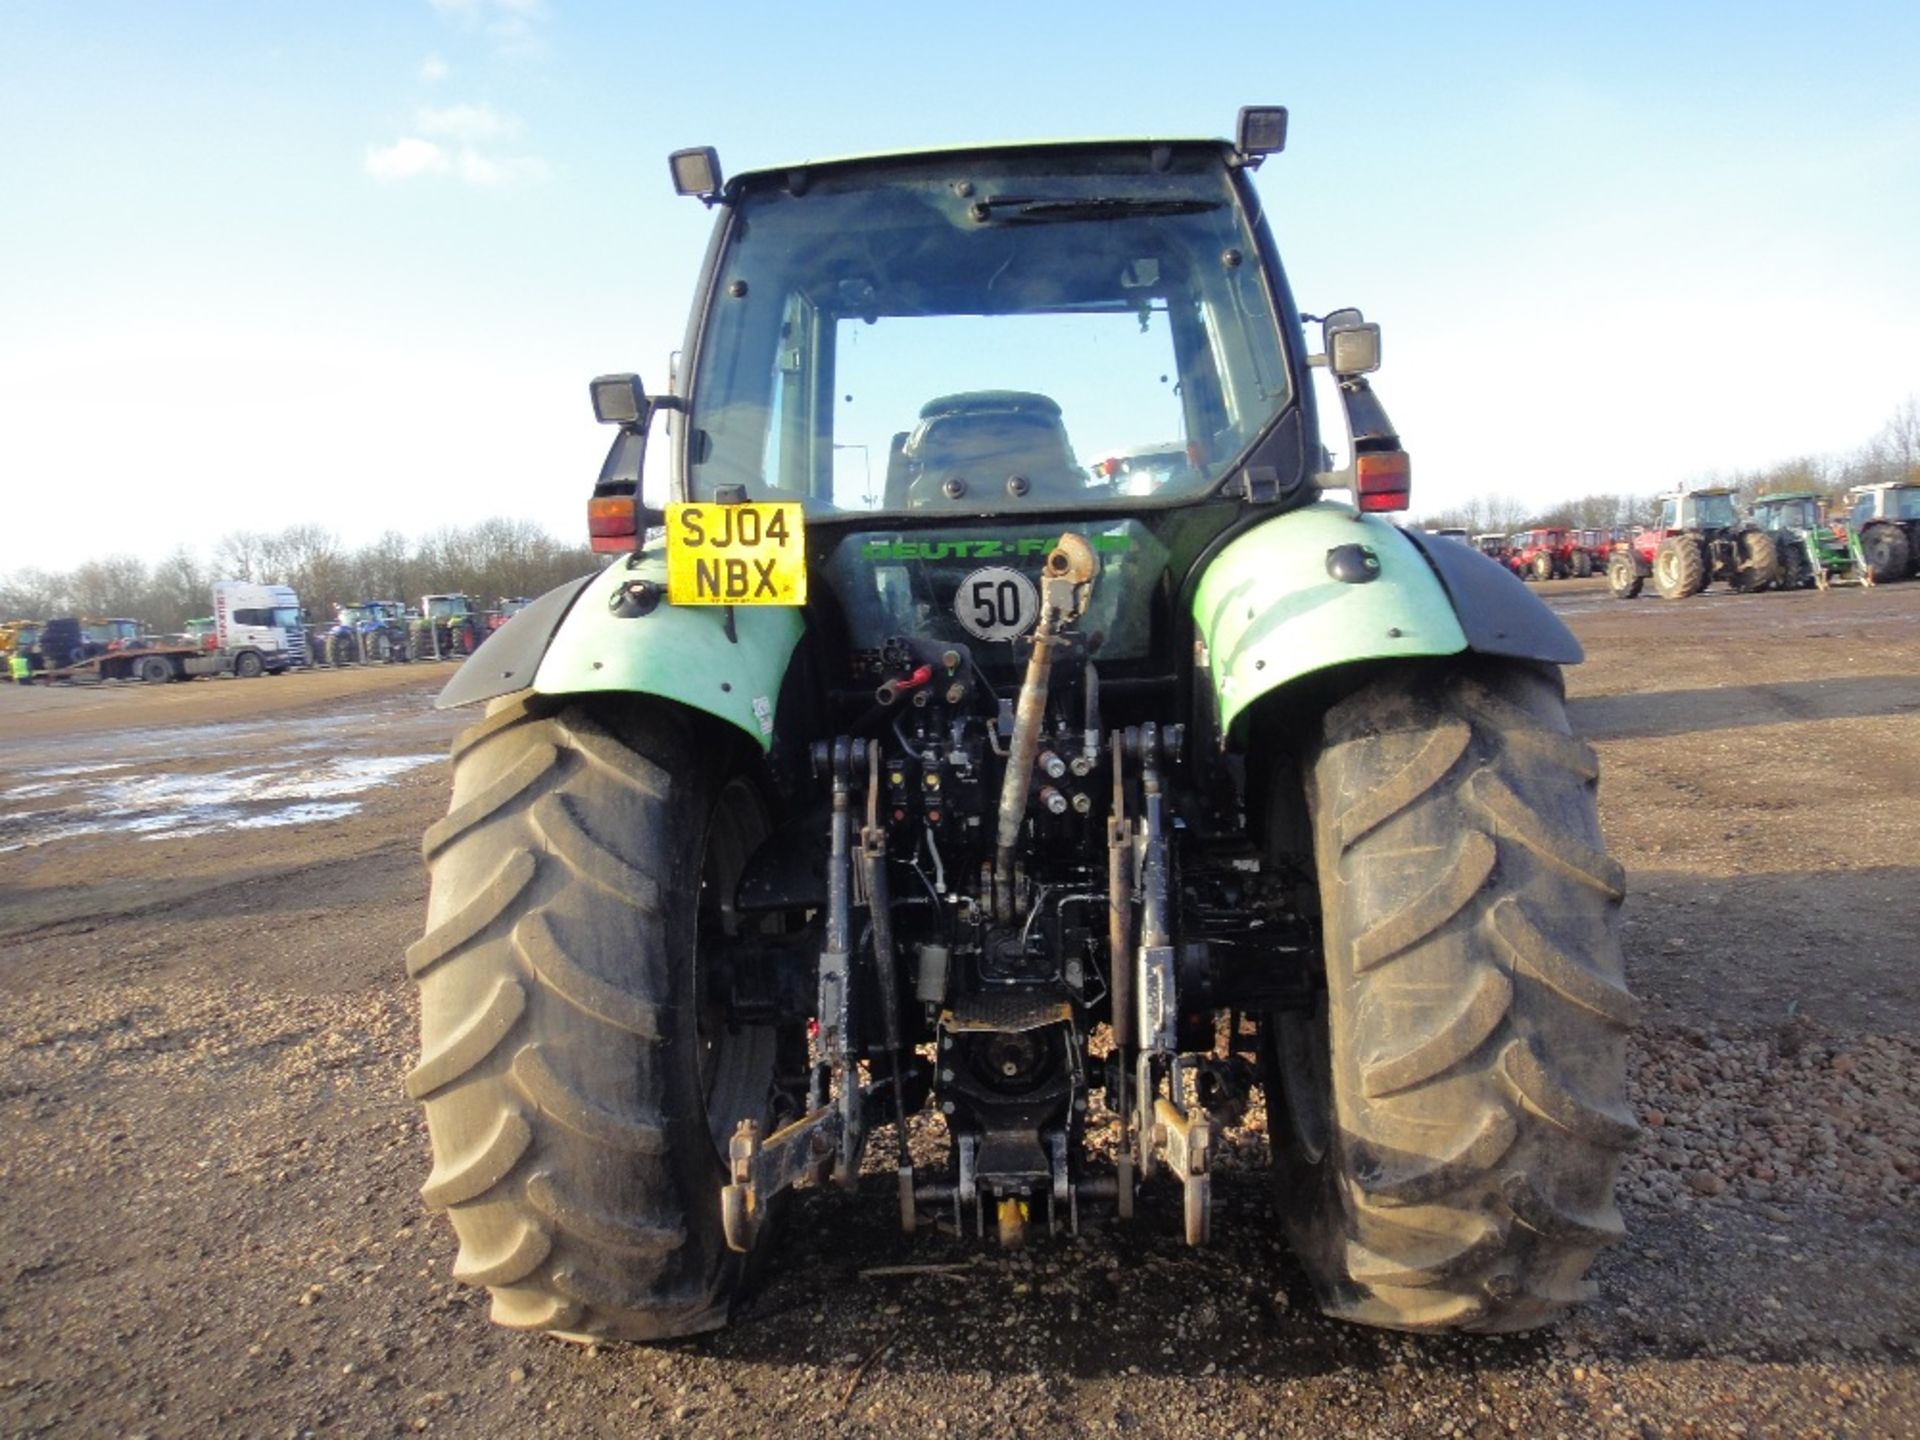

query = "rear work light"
[[587, 493, 639, 552], [1354, 450, 1412, 512]]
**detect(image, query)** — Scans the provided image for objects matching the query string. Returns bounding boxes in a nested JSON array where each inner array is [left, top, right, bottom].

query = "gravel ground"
[[1, 580, 1916, 1438]]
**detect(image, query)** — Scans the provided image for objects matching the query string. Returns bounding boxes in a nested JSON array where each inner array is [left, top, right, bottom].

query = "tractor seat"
[[899, 391, 1084, 509]]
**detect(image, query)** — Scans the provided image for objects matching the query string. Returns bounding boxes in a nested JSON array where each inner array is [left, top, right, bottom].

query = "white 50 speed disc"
[[954, 566, 1040, 641]]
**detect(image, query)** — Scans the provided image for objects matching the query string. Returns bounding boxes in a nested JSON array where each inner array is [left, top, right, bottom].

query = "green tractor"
[[412, 593, 485, 660], [1747, 491, 1854, 590], [408, 110, 1635, 1346]]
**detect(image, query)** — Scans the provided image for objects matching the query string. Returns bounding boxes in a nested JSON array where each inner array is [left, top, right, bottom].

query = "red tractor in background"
[[1511, 526, 1589, 581], [1607, 487, 1776, 600], [1575, 527, 1624, 575], [484, 597, 532, 636]]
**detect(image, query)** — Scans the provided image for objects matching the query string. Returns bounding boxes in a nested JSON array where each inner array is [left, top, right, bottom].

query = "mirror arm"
[[1340, 378, 1399, 450]]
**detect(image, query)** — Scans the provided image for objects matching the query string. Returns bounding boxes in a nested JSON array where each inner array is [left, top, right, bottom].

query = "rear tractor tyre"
[[1570, 551, 1592, 579], [1605, 552, 1642, 600], [1860, 524, 1912, 584], [1531, 553, 1554, 583], [1652, 537, 1705, 599], [1732, 529, 1777, 592], [409, 695, 786, 1342], [1778, 539, 1811, 591], [330, 633, 359, 667], [1265, 659, 1637, 1333]]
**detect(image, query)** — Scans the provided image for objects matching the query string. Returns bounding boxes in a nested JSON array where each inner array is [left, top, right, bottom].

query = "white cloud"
[[428, 0, 548, 56], [416, 102, 521, 142], [419, 53, 449, 82], [363, 130, 547, 188], [455, 147, 549, 187], [364, 137, 450, 182]]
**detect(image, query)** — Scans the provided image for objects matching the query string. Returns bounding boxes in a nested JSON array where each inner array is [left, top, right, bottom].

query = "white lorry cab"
[[212, 581, 308, 670]]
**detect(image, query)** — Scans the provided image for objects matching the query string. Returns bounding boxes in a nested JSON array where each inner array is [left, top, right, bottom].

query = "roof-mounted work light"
[[668, 146, 724, 202], [1235, 106, 1288, 162], [590, 373, 650, 428], [1329, 323, 1382, 377]]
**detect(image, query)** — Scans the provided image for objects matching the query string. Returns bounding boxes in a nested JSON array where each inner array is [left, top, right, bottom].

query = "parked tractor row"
[[1607, 481, 1918, 598], [1456, 528, 1625, 581], [306, 593, 530, 665], [1429, 480, 1919, 602]]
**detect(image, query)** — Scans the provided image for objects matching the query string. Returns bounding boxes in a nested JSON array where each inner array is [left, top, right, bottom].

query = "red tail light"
[[587, 494, 638, 552], [1355, 449, 1411, 512]]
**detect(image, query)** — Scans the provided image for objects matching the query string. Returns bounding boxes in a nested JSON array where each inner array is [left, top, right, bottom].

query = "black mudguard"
[[435, 573, 598, 710], [1400, 529, 1583, 666]]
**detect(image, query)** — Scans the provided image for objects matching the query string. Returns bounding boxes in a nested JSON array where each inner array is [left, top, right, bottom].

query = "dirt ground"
[[1, 579, 1916, 1439]]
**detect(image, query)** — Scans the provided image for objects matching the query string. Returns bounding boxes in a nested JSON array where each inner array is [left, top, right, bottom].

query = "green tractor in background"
[[407, 110, 1635, 1347], [412, 593, 486, 660], [1748, 491, 1854, 590]]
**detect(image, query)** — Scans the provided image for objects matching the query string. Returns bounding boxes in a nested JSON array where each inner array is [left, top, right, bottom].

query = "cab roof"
[[728, 136, 1233, 193]]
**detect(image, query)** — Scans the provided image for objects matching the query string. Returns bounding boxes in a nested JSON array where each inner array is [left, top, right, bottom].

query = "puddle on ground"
[[0, 753, 443, 852]]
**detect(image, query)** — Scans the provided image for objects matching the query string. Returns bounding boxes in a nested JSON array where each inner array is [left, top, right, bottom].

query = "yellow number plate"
[[665, 502, 808, 606]]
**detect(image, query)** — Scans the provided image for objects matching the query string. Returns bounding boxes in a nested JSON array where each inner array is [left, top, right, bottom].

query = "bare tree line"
[[7, 398, 1916, 627], [0, 518, 599, 632], [1418, 395, 1920, 533]]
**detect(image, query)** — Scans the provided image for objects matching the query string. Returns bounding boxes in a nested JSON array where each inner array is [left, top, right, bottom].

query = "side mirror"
[[1319, 306, 1365, 337], [587, 373, 656, 554]]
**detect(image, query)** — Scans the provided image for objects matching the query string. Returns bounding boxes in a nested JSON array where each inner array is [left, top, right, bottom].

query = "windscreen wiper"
[[969, 195, 1223, 224]]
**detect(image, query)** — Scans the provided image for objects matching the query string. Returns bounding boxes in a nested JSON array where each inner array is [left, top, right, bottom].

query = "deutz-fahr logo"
[[859, 534, 1132, 563]]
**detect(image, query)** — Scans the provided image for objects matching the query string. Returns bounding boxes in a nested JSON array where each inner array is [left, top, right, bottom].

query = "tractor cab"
[[423, 594, 478, 622], [1847, 480, 1920, 525], [1749, 491, 1823, 534], [1655, 489, 1738, 534], [84, 617, 144, 652]]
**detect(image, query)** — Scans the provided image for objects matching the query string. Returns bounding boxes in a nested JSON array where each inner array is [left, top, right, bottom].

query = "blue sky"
[[3, 1, 1917, 569]]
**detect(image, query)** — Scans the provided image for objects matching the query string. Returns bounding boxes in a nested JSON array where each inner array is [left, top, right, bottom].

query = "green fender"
[[1193, 502, 1471, 737], [530, 547, 803, 751]]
